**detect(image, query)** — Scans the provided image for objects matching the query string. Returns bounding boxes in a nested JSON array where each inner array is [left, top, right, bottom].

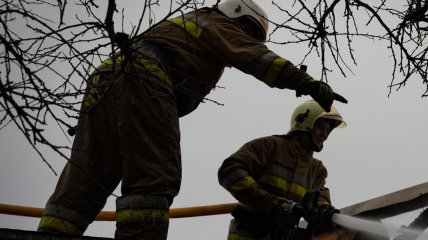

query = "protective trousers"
[[37, 58, 181, 239]]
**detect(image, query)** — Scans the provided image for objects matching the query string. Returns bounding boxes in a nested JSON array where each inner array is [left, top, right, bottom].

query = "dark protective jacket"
[[218, 135, 332, 221], [139, 8, 312, 116]]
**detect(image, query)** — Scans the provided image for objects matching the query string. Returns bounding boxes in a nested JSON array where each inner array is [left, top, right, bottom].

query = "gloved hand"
[[272, 197, 305, 218], [304, 205, 340, 234], [296, 78, 348, 112]]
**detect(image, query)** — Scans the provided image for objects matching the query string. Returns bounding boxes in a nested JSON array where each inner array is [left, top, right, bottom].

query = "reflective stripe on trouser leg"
[[227, 219, 271, 240], [115, 195, 170, 240], [37, 204, 92, 235]]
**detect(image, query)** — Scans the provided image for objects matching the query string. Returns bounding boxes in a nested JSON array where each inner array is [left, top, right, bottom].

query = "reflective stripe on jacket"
[[82, 55, 174, 110], [218, 135, 331, 215]]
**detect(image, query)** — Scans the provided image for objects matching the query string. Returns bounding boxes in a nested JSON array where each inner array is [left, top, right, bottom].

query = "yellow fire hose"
[[0, 203, 348, 239], [0, 203, 239, 220]]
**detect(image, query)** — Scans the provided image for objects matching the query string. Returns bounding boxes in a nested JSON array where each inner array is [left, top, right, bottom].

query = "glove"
[[296, 78, 348, 112], [305, 205, 340, 234], [272, 197, 305, 218], [270, 197, 305, 231]]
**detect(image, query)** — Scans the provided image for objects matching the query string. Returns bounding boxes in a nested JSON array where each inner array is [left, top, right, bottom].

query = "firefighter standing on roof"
[[37, 0, 348, 239], [218, 100, 347, 240]]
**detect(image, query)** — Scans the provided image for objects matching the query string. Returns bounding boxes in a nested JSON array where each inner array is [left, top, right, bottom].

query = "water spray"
[[332, 213, 390, 239], [331, 213, 426, 240]]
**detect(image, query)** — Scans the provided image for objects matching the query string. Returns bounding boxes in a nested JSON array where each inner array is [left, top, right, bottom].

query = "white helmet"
[[218, 0, 269, 39], [289, 100, 346, 133]]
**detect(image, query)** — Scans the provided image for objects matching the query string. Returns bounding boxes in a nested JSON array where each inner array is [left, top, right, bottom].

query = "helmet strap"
[[295, 130, 324, 152], [311, 139, 323, 152], [234, 16, 266, 42]]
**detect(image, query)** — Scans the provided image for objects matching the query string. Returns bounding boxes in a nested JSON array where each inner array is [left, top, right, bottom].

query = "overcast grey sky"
[[1, 1, 428, 239]]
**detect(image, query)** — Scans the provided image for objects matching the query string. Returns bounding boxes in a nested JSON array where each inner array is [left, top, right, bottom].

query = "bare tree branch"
[[1, 0, 428, 175]]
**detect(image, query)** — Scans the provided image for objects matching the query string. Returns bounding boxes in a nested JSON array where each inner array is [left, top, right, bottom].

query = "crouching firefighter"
[[218, 100, 347, 239]]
